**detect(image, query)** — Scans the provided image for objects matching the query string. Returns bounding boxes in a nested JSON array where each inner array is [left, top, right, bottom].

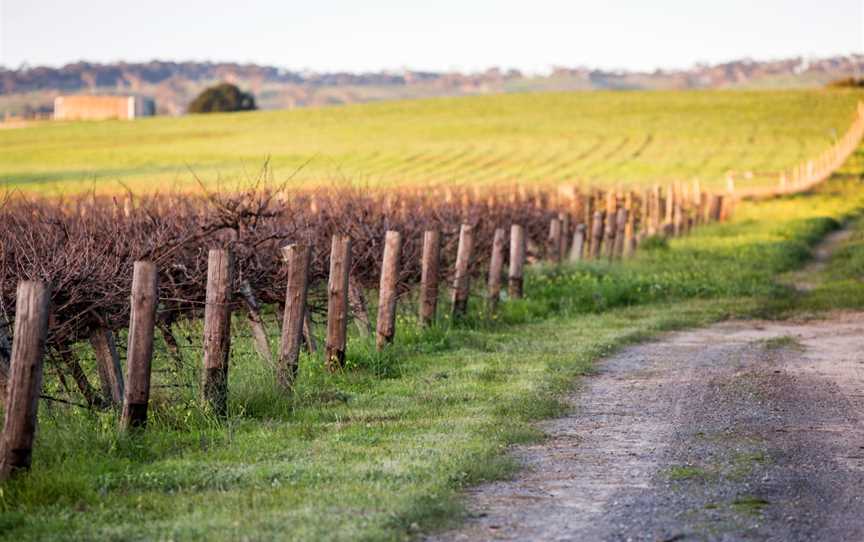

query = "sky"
[[0, 0, 862, 73]]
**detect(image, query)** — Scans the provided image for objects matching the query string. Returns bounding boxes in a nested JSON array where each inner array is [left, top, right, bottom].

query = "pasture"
[[1, 89, 862, 194]]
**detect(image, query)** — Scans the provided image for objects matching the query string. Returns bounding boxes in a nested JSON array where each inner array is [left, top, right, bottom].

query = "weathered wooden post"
[[708, 194, 722, 222], [376, 231, 402, 350], [590, 211, 604, 259], [603, 194, 618, 259], [419, 230, 441, 327], [672, 191, 683, 237], [120, 262, 159, 431], [278, 244, 311, 390], [569, 223, 586, 262], [0, 282, 50, 479], [612, 208, 628, 260], [719, 195, 733, 222], [238, 280, 273, 365], [202, 249, 234, 417], [547, 218, 562, 263], [451, 224, 474, 318], [558, 212, 571, 261], [583, 197, 594, 257], [326, 235, 352, 371], [90, 327, 124, 407], [665, 183, 675, 229], [508, 224, 525, 298], [348, 276, 372, 338], [626, 197, 638, 257], [487, 228, 506, 312]]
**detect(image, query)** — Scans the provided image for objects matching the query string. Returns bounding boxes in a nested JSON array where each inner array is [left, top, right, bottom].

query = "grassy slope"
[[3, 158, 864, 539], [1, 90, 861, 195]]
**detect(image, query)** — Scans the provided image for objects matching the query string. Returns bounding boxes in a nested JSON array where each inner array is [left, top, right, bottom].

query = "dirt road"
[[430, 312, 864, 541]]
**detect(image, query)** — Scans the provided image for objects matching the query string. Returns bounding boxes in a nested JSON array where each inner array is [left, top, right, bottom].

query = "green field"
[[1, 89, 862, 195]]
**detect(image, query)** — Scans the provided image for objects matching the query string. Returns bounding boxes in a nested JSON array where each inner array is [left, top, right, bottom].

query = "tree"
[[187, 83, 257, 114], [827, 77, 864, 89]]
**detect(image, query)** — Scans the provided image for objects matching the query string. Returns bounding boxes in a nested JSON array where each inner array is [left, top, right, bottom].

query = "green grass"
[[731, 496, 771, 515], [760, 335, 804, 351], [796, 211, 864, 312], [1, 89, 862, 195], [667, 465, 708, 481], [3, 167, 864, 540]]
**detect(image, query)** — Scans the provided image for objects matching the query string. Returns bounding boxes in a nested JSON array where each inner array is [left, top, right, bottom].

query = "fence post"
[[590, 211, 604, 259], [613, 208, 628, 260], [326, 235, 352, 371], [89, 327, 124, 407], [569, 223, 586, 262], [508, 224, 525, 298], [451, 224, 474, 318], [348, 276, 372, 338], [547, 218, 562, 263], [624, 211, 635, 258], [665, 183, 675, 228], [238, 280, 273, 366], [376, 231, 402, 350], [583, 197, 594, 257], [278, 244, 311, 390], [0, 282, 50, 480], [603, 195, 618, 259], [419, 230, 441, 327], [201, 249, 234, 417], [487, 228, 506, 312], [302, 312, 317, 354], [120, 262, 159, 431], [558, 212, 570, 261]]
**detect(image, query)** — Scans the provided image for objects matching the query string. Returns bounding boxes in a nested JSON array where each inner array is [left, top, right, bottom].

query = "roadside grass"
[[796, 212, 864, 312], [1, 90, 862, 194], [1, 176, 864, 540]]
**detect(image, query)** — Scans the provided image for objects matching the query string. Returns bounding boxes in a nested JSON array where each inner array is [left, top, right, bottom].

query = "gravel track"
[[429, 313, 864, 541]]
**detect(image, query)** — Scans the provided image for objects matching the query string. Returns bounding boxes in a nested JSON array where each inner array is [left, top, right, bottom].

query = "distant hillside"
[[2, 55, 863, 118]]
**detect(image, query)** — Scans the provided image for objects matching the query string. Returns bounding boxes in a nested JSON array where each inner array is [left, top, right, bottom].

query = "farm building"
[[53, 95, 156, 121]]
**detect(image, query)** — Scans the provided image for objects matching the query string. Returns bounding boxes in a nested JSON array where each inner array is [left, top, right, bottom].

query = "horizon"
[[2, 51, 863, 76], [1, 0, 862, 74]]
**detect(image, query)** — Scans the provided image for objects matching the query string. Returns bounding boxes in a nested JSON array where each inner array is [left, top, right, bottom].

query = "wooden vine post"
[[419, 230, 441, 326], [486, 228, 506, 312], [0, 282, 50, 480], [508, 224, 525, 299], [239, 280, 273, 365], [347, 276, 372, 338], [590, 211, 604, 259], [201, 249, 234, 417], [90, 327, 124, 407], [451, 224, 474, 318], [583, 197, 594, 257], [547, 218, 562, 263], [375, 231, 402, 350], [603, 195, 618, 260], [558, 212, 571, 261], [325, 235, 352, 371], [278, 244, 311, 390], [613, 208, 628, 260], [120, 261, 159, 431], [570, 223, 586, 262]]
